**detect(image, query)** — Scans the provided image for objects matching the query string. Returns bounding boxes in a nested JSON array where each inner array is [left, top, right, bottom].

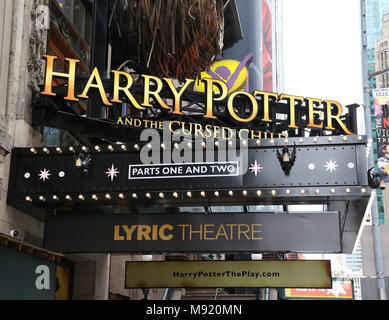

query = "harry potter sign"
[[40, 54, 355, 136]]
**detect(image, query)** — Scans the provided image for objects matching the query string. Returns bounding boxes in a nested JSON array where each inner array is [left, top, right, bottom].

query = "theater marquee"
[[5, 54, 372, 256], [43, 213, 341, 253]]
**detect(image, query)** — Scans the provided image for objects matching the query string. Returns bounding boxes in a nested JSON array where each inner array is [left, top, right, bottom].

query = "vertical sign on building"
[[372, 88, 389, 182]]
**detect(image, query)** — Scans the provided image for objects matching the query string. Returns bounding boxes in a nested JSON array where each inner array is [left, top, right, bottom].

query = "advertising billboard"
[[283, 279, 354, 300]]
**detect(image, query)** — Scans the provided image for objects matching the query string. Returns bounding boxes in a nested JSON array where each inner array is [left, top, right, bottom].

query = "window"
[[56, 0, 74, 21], [382, 52, 385, 69], [42, 127, 61, 146], [248, 205, 283, 213], [210, 206, 244, 213], [56, 0, 92, 47], [287, 204, 326, 212], [179, 207, 205, 213]]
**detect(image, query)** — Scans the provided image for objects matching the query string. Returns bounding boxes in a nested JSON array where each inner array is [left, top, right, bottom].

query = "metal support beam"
[[87, 0, 109, 119]]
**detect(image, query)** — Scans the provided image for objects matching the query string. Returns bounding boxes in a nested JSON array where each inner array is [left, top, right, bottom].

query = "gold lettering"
[[213, 126, 221, 139], [113, 225, 125, 240], [227, 91, 258, 122], [238, 129, 249, 140], [137, 225, 151, 240], [222, 126, 233, 140], [116, 117, 124, 125], [204, 224, 216, 240], [78, 67, 112, 106], [189, 224, 202, 240], [125, 117, 132, 126], [169, 121, 181, 134], [159, 224, 174, 241], [181, 122, 192, 135], [325, 100, 355, 135], [178, 224, 189, 240], [279, 94, 304, 129], [215, 224, 229, 240], [254, 91, 278, 122], [252, 224, 263, 240], [122, 225, 137, 240], [133, 118, 142, 127], [250, 130, 262, 139], [152, 225, 158, 240], [111, 70, 145, 110], [203, 78, 228, 119], [194, 123, 205, 138], [149, 120, 158, 129], [41, 55, 79, 101], [204, 124, 213, 138], [238, 224, 250, 240], [164, 78, 194, 114], [142, 75, 171, 109], [226, 224, 237, 240], [306, 97, 324, 129]]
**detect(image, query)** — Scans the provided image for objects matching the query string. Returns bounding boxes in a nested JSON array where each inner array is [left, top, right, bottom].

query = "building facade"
[[0, 0, 109, 300], [0, 0, 47, 243], [0, 0, 369, 301], [366, 0, 389, 224]]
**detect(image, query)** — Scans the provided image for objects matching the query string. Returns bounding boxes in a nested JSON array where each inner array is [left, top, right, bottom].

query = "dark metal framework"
[[7, 135, 371, 253], [17, 1, 368, 258]]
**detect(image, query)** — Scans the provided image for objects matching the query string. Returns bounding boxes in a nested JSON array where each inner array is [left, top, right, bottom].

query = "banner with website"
[[125, 260, 332, 288]]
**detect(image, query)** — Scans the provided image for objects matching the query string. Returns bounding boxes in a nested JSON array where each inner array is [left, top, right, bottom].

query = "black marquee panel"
[[7, 135, 369, 203], [43, 213, 342, 254], [7, 135, 371, 254]]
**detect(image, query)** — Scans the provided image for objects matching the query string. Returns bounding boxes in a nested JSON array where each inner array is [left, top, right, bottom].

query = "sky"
[[281, 0, 366, 262], [281, 0, 365, 133]]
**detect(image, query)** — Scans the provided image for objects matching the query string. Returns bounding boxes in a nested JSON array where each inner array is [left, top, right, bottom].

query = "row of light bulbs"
[[24, 187, 367, 202], [28, 136, 364, 155], [29, 142, 243, 154]]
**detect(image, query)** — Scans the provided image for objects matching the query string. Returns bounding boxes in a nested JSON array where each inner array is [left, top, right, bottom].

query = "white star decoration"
[[106, 164, 120, 181], [324, 160, 338, 173], [249, 160, 264, 177], [38, 168, 51, 181]]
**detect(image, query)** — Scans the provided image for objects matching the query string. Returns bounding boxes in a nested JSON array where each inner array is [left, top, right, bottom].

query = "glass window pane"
[[210, 206, 244, 213], [287, 204, 326, 212], [73, 0, 86, 37], [248, 205, 283, 213], [56, 0, 73, 22], [43, 127, 61, 147], [179, 207, 205, 213], [84, 10, 92, 46]]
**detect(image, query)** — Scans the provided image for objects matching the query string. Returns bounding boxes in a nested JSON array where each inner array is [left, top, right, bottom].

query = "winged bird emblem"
[[276, 144, 297, 175], [74, 153, 92, 176]]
